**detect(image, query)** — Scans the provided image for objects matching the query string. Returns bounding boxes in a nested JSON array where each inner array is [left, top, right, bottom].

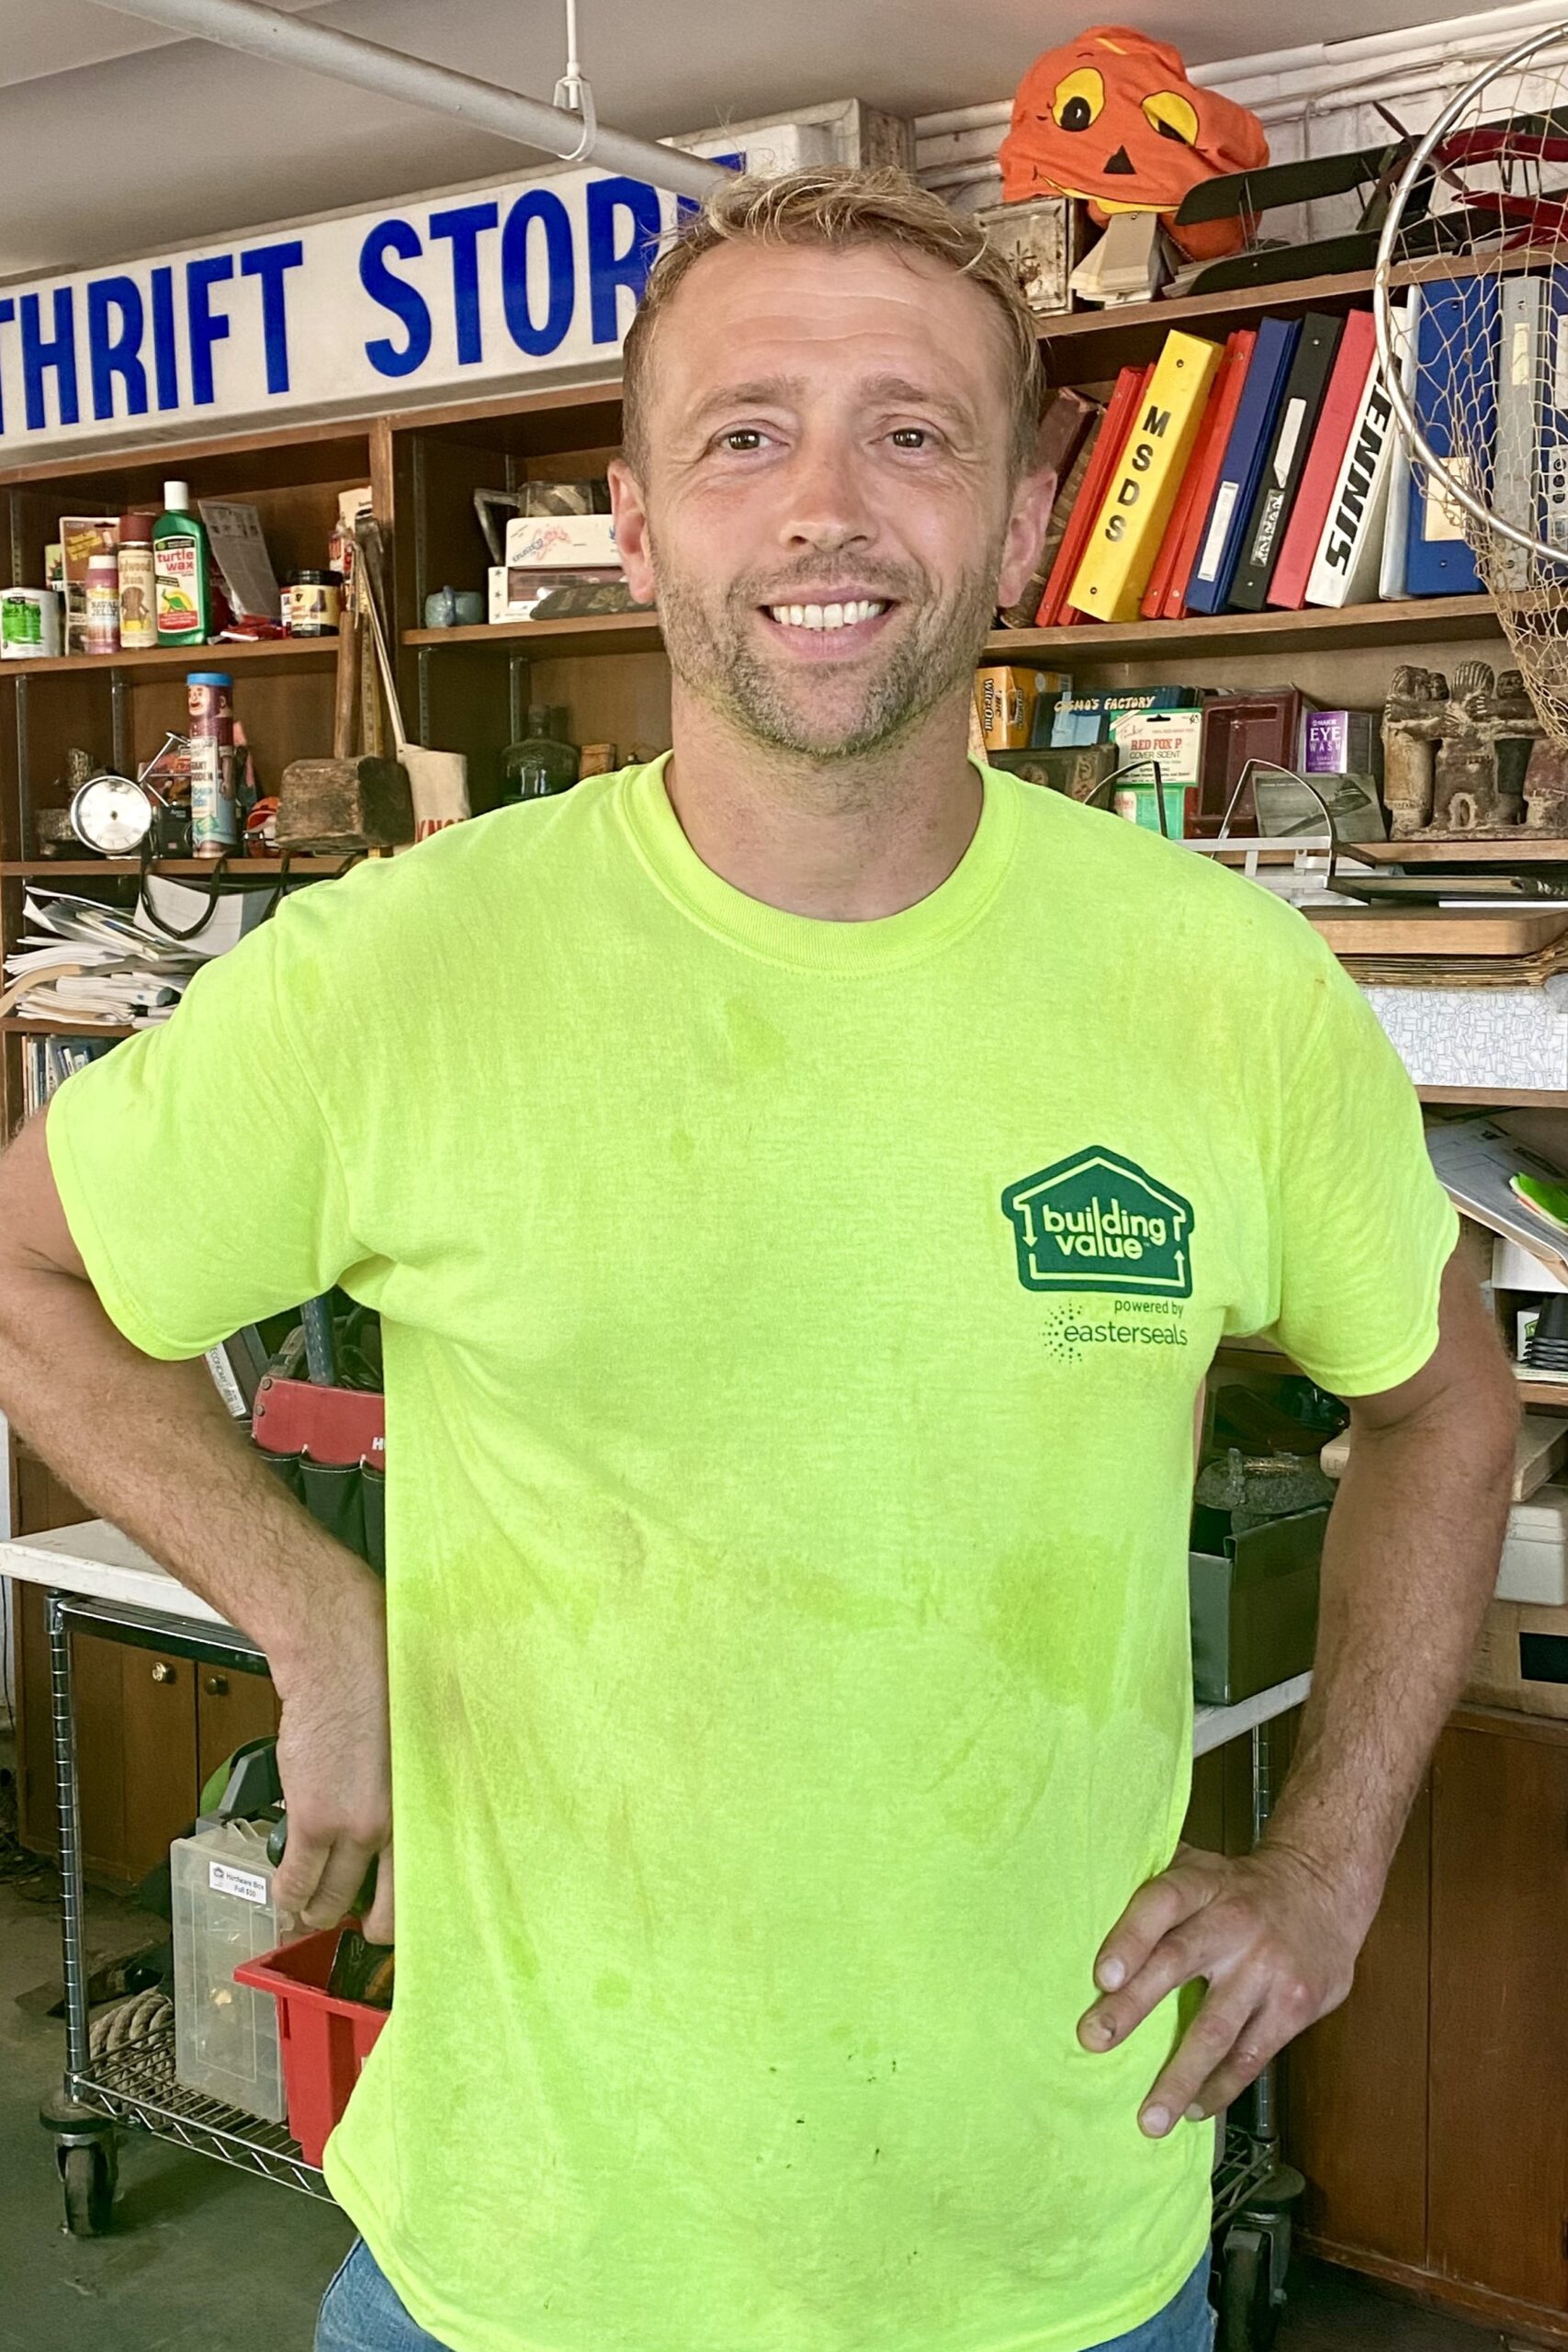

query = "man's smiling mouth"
[[762, 597, 891, 631]]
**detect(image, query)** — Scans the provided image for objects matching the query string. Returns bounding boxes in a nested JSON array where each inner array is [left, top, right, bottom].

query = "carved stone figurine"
[[1380, 661, 1552, 836]]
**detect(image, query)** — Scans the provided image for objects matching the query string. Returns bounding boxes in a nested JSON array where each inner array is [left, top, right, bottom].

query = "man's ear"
[[995, 463, 1060, 613], [607, 456, 656, 605]]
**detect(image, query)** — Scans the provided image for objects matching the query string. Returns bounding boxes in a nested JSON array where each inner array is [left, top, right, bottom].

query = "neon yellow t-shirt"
[[47, 757, 1456, 2352]]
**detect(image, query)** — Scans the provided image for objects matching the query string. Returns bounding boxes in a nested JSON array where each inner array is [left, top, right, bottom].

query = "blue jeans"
[[314, 2235, 1216, 2351]]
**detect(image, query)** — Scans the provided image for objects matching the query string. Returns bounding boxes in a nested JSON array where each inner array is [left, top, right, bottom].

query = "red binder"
[[1266, 310, 1377, 610], [1162, 330, 1256, 620], [1036, 364, 1150, 627]]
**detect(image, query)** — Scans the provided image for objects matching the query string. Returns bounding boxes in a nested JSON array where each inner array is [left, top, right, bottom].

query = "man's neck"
[[660, 689, 983, 922]]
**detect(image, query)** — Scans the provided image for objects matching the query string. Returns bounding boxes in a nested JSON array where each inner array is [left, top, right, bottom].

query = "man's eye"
[[719, 429, 766, 453], [890, 427, 935, 450]]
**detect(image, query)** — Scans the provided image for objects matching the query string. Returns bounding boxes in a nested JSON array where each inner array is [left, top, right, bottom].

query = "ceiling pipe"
[[92, 0, 730, 202]]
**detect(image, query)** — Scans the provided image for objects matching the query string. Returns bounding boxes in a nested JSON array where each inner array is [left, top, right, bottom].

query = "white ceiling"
[[0, 0, 1507, 277]]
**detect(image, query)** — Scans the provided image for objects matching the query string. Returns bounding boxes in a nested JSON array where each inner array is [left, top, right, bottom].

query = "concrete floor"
[[0, 1854, 1509, 2352]]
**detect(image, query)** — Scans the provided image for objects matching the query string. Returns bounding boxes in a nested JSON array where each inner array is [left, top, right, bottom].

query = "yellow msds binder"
[[1066, 332, 1223, 624]]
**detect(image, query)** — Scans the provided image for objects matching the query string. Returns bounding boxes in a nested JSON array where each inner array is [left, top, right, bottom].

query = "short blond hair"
[[621, 164, 1044, 481]]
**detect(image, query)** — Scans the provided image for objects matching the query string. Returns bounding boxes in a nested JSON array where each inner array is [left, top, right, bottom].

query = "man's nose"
[[779, 439, 875, 552]]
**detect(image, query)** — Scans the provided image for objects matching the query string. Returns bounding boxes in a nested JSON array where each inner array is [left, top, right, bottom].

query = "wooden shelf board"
[[405, 610, 661, 658], [4, 1019, 138, 1038], [0, 637, 336, 681], [1354, 837, 1568, 865], [1515, 1375, 1568, 1410], [1418, 1087, 1568, 1107], [1, 854, 367, 876], [1038, 263, 1382, 349], [405, 594, 1498, 666]]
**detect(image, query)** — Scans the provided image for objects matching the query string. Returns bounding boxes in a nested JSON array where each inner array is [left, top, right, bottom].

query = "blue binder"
[[1183, 316, 1300, 616], [1404, 275, 1496, 597]]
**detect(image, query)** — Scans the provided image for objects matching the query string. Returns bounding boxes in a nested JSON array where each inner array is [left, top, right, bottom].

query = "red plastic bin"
[[234, 1925, 389, 2165]]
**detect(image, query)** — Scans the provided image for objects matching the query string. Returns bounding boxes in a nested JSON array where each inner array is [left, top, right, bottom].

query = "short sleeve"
[[1254, 949, 1459, 1396], [46, 908, 369, 1362]]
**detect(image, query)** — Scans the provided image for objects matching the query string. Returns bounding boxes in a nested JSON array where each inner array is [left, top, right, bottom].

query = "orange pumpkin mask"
[[999, 25, 1269, 260]]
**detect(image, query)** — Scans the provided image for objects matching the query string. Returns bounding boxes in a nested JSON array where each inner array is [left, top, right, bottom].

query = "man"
[[0, 165, 1516, 2352]]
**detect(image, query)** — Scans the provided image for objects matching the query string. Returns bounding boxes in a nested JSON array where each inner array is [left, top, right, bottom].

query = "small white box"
[[1495, 1235, 1568, 1295], [504, 514, 620, 571], [1497, 1485, 1568, 1605]]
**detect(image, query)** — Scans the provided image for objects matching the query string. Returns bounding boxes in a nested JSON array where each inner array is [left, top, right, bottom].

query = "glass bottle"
[[501, 706, 581, 803]]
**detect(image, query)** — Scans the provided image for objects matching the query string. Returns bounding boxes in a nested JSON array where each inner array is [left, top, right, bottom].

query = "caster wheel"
[[59, 2137, 117, 2235], [1218, 2222, 1283, 2352]]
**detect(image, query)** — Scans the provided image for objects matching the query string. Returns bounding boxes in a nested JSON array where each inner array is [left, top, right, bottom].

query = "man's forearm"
[[1260, 1392, 1515, 1933], [0, 1261, 378, 1678]]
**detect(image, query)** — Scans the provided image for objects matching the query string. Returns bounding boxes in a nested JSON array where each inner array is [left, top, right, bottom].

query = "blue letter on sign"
[[21, 288, 79, 431], [361, 220, 432, 379], [586, 176, 661, 345], [151, 266, 180, 410], [186, 254, 234, 405], [430, 202, 499, 367], [500, 192, 573, 358], [241, 240, 304, 394], [87, 277, 149, 422]]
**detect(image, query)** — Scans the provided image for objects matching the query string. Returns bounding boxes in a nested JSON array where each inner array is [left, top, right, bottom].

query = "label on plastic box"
[[209, 1859, 268, 1905]]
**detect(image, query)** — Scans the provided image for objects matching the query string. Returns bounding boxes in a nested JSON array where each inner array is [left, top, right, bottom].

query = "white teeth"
[[767, 598, 888, 629]]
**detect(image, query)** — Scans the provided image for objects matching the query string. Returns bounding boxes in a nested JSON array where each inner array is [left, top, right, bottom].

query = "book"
[[1163, 330, 1255, 619], [1227, 312, 1345, 611], [1404, 275, 1495, 597], [1184, 315, 1301, 616], [1267, 311, 1377, 609], [1304, 304, 1405, 610], [1380, 286, 1423, 600], [1538, 266, 1568, 567], [1066, 331, 1223, 622], [1495, 275, 1545, 592], [1138, 343, 1236, 620], [1036, 364, 1149, 626], [997, 387, 1100, 628]]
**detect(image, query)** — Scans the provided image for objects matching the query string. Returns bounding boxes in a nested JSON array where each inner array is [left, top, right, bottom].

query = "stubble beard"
[[654, 553, 1003, 762]]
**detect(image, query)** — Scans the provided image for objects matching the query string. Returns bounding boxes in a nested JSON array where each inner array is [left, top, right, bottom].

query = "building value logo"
[[1000, 1147, 1194, 1298]]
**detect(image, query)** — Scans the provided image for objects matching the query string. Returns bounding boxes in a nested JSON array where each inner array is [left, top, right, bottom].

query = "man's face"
[[610, 242, 1050, 763]]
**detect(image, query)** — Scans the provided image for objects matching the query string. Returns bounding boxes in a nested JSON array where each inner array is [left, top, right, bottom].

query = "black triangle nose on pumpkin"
[[1103, 145, 1135, 175]]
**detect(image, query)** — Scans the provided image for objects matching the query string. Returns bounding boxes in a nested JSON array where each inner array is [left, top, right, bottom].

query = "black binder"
[[1226, 311, 1344, 612]]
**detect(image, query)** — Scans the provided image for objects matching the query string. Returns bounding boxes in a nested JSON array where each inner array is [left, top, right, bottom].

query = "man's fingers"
[[1079, 1912, 1230, 2051], [1091, 1848, 1216, 1996], [1145, 1998, 1280, 2136], [363, 1844, 395, 1944], [299, 1837, 378, 1932], [272, 1826, 332, 1922]]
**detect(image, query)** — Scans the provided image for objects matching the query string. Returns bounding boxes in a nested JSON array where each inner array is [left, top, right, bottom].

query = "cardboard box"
[[504, 514, 619, 571], [1467, 1598, 1568, 1718], [1303, 709, 1381, 776], [489, 565, 623, 622]]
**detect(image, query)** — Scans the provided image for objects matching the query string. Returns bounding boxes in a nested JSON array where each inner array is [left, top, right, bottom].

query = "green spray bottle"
[[153, 481, 212, 646]]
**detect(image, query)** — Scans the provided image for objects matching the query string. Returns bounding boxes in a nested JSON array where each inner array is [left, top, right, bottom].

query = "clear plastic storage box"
[[171, 1818, 298, 2122]]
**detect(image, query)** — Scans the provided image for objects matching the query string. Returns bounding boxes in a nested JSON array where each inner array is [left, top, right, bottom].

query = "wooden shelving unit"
[[405, 594, 1500, 668], [0, 637, 336, 681]]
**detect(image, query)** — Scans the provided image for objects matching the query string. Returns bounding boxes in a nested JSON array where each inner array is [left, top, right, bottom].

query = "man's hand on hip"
[[270, 1572, 395, 1944], [1076, 1840, 1361, 2137]]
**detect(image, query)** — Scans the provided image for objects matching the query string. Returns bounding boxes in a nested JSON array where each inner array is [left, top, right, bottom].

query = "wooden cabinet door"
[[16, 1582, 199, 1881], [1429, 1717, 1568, 2312], [197, 1666, 281, 1797], [1283, 1778, 1431, 2267]]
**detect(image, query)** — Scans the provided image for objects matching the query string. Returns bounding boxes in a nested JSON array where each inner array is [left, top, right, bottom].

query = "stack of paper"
[[2, 888, 213, 1027]]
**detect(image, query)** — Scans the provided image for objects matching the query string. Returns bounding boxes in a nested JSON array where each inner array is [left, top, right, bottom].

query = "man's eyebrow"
[[679, 373, 979, 435]]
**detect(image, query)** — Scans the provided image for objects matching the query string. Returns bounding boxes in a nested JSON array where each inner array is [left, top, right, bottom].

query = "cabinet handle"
[[151, 1662, 176, 1685], [203, 1674, 229, 1698]]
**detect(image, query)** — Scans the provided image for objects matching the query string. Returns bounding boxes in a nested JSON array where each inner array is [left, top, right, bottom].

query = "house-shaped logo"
[[1000, 1148, 1194, 1297]]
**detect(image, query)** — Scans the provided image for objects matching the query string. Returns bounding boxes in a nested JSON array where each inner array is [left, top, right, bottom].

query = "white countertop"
[[2, 1521, 1313, 1751]]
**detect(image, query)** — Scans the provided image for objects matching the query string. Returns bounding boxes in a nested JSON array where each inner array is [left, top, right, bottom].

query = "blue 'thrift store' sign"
[[0, 151, 742, 456]]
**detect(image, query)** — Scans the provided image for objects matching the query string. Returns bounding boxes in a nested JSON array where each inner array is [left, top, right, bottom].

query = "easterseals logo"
[[1000, 1148, 1194, 1299]]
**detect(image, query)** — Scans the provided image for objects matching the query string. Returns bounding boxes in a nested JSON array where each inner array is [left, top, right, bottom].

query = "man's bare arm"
[[1078, 1240, 1517, 2134], [0, 1108, 394, 1938]]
